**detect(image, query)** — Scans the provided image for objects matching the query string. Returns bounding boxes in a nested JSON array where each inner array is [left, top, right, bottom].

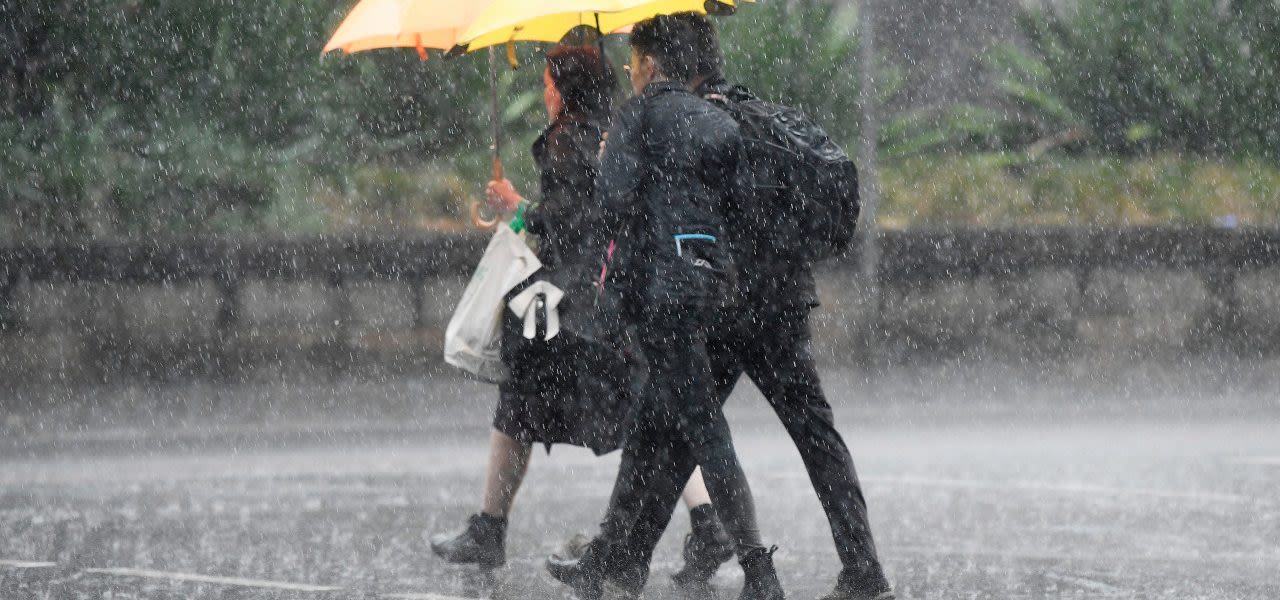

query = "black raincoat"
[[494, 111, 634, 456], [524, 112, 609, 270], [589, 81, 769, 580], [597, 80, 741, 311]]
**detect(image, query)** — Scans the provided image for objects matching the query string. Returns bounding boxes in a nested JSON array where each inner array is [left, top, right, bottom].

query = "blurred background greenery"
[[3, 0, 1279, 241]]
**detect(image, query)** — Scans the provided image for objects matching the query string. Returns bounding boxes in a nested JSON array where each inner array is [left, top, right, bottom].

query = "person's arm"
[[597, 98, 647, 233]]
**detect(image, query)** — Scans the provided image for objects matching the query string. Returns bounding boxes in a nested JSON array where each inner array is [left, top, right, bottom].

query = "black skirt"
[[491, 280, 638, 455]]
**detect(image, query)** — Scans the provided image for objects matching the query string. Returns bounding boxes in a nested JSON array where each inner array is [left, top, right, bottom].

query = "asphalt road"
[[2, 363, 1279, 599]]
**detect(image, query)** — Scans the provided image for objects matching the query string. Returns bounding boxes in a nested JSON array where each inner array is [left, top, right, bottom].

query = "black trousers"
[[601, 307, 889, 592], [595, 306, 763, 591]]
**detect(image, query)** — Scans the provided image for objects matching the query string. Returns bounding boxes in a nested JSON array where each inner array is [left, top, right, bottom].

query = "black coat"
[[598, 80, 742, 311], [498, 110, 634, 456], [525, 112, 609, 270], [696, 77, 819, 313], [523, 111, 618, 343]]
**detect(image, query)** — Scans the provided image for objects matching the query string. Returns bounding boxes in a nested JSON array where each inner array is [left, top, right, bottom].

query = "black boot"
[[547, 536, 605, 600], [554, 532, 593, 561], [816, 567, 895, 600], [548, 535, 653, 600], [672, 504, 735, 589], [429, 513, 506, 570], [737, 546, 785, 600]]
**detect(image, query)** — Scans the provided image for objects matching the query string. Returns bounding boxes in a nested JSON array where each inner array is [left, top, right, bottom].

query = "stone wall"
[[2, 229, 1279, 383], [812, 267, 1280, 369], [3, 270, 1279, 384]]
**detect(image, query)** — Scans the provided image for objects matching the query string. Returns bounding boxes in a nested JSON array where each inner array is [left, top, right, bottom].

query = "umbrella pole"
[[594, 13, 606, 55], [488, 46, 503, 181], [470, 47, 504, 229]]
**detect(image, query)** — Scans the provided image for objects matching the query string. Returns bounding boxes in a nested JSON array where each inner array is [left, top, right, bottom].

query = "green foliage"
[[878, 104, 1009, 158], [8, 0, 1280, 238], [0, 0, 545, 240], [719, 0, 866, 143], [719, 0, 988, 158], [880, 154, 1280, 227], [990, 0, 1280, 159], [0, 94, 125, 237]]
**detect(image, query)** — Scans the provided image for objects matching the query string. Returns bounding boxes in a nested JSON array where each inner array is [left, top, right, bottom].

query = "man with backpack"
[[565, 13, 788, 600], [547, 12, 895, 600]]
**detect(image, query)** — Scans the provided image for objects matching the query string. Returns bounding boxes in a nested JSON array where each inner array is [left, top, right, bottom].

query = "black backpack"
[[708, 85, 860, 263]]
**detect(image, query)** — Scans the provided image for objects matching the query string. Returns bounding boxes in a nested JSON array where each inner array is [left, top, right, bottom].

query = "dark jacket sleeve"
[[597, 98, 647, 235], [525, 123, 596, 239]]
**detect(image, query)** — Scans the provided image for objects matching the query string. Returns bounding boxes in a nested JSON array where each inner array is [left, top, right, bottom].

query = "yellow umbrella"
[[323, 0, 491, 57], [443, 0, 749, 224], [457, 0, 744, 53]]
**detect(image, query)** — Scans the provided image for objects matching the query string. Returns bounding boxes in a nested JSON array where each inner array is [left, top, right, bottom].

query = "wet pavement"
[[2, 363, 1279, 599]]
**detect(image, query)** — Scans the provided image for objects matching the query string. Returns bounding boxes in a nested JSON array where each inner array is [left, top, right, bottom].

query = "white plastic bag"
[[444, 226, 542, 382]]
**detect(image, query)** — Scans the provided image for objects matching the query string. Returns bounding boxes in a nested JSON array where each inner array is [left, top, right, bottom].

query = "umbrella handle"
[[470, 201, 499, 229], [473, 155, 503, 230]]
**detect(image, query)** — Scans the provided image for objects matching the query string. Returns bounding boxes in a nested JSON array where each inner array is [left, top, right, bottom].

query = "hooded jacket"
[[597, 80, 742, 311]]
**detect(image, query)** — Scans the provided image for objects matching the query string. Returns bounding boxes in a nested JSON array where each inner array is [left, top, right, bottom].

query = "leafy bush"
[[8, 0, 1280, 239], [719, 0, 867, 144], [0, 0, 545, 240], [718, 0, 990, 157], [880, 154, 1280, 227], [989, 0, 1280, 159], [0, 94, 125, 237]]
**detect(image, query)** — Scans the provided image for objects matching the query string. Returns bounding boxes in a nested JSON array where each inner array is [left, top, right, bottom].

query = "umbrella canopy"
[[457, 0, 743, 52], [323, 0, 492, 56]]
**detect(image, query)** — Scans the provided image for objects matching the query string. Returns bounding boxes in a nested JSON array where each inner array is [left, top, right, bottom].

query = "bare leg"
[[482, 429, 532, 517], [681, 467, 712, 509], [430, 429, 529, 567]]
